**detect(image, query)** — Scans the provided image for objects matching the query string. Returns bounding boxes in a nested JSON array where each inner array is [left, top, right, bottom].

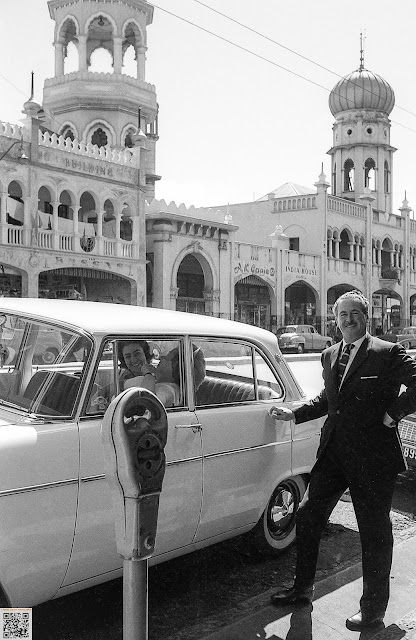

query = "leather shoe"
[[346, 610, 384, 631], [270, 585, 314, 606]]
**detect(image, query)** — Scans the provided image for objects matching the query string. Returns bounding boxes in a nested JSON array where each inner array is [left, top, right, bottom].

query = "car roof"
[[0, 298, 277, 348]]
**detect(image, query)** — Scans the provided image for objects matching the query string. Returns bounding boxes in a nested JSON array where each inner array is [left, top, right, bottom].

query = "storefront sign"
[[38, 148, 137, 184], [234, 262, 275, 279], [285, 265, 318, 277]]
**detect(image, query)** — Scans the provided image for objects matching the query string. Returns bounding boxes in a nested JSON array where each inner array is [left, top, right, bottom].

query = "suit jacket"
[[294, 334, 416, 474]]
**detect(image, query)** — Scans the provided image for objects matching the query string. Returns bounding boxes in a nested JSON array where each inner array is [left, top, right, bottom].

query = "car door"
[[0, 314, 90, 607], [191, 338, 294, 542], [300, 326, 311, 351], [62, 337, 203, 587]]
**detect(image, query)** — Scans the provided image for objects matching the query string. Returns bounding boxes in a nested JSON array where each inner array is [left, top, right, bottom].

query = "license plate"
[[403, 444, 416, 467]]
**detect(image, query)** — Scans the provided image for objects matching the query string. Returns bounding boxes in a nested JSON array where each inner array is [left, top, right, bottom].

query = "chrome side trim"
[[166, 456, 202, 466], [292, 436, 313, 442], [0, 477, 79, 498], [80, 474, 106, 483], [204, 440, 291, 460]]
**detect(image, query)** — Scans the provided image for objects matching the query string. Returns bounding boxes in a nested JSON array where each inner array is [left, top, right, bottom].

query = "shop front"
[[234, 276, 272, 330]]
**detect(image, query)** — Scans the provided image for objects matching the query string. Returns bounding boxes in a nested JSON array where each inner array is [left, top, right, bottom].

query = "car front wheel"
[[296, 343, 305, 354], [250, 476, 307, 555], [402, 341, 410, 350]]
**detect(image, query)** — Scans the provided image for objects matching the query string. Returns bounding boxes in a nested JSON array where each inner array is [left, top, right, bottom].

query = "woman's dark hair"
[[118, 340, 151, 370]]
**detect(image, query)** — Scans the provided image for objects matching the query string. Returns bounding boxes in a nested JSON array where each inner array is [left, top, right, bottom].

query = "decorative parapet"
[[0, 121, 26, 141], [44, 71, 156, 95], [145, 198, 206, 218], [38, 130, 138, 167], [273, 195, 317, 212], [145, 200, 239, 237], [327, 196, 366, 219]]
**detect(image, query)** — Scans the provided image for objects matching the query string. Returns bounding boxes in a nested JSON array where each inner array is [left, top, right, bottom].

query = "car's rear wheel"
[[250, 476, 307, 555], [296, 343, 305, 354], [402, 341, 410, 350]]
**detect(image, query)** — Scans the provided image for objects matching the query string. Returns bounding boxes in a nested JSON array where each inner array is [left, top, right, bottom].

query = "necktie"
[[338, 343, 353, 386]]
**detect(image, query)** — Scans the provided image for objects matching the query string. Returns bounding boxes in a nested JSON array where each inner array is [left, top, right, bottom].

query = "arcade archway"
[[284, 281, 320, 330], [235, 275, 272, 329], [39, 267, 132, 304]]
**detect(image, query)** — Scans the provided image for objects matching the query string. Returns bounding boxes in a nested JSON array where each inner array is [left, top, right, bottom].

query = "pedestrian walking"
[[269, 290, 416, 631]]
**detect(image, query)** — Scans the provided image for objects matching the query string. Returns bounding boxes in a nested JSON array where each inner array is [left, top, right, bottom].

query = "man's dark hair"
[[333, 290, 369, 317]]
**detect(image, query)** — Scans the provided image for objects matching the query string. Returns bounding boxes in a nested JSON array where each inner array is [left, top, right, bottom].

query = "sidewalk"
[[203, 534, 416, 640]]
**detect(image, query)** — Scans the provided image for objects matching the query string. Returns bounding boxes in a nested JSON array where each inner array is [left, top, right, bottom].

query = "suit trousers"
[[294, 431, 398, 614]]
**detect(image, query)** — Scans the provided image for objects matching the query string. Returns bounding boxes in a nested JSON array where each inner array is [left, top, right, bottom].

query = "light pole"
[[0, 138, 28, 162]]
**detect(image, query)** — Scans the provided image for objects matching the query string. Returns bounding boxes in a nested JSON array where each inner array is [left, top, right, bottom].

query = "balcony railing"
[[1, 223, 136, 259]]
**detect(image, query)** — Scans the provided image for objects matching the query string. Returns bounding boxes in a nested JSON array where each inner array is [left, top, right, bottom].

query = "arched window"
[[344, 159, 354, 192], [364, 158, 376, 190], [61, 126, 75, 141], [124, 129, 135, 148], [384, 160, 390, 193], [332, 163, 336, 195], [91, 128, 108, 148]]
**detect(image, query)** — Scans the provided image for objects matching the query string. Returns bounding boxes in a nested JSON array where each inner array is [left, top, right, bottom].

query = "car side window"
[[193, 339, 254, 407], [254, 349, 284, 400], [193, 339, 282, 406], [85, 338, 186, 415]]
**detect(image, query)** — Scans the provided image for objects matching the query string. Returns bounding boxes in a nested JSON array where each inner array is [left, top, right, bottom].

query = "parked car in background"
[[380, 326, 416, 350], [277, 324, 333, 353], [0, 299, 322, 608]]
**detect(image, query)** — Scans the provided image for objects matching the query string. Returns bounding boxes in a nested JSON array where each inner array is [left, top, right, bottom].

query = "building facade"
[[1, 0, 415, 337]]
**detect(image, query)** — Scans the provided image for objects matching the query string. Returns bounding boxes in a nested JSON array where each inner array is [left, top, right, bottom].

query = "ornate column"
[[54, 42, 65, 76], [113, 37, 123, 74], [399, 197, 412, 325], [51, 197, 59, 250], [0, 191, 7, 244], [136, 45, 146, 80], [78, 35, 88, 72]]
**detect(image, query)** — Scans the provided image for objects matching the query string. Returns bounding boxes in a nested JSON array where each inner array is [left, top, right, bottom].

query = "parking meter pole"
[[123, 558, 148, 640], [101, 388, 168, 640]]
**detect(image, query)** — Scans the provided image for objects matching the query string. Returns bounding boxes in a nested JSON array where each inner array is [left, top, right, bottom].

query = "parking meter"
[[101, 387, 168, 560]]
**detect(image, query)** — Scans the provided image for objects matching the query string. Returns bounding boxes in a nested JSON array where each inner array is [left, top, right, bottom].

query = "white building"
[[0, 1, 414, 336]]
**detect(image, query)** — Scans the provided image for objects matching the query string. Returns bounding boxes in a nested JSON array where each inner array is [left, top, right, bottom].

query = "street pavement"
[[203, 534, 416, 640]]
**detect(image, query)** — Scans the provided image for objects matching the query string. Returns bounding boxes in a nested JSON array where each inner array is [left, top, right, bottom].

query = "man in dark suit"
[[269, 290, 416, 631]]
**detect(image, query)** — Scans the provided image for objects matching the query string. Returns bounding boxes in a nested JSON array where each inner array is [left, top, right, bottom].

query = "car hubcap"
[[267, 484, 297, 540]]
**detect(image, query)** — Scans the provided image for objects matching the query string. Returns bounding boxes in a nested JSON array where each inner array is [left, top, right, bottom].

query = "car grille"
[[399, 419, 416, 444]]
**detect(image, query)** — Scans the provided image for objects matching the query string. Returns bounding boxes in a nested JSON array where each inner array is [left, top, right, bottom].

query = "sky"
[[1, 0, 416, 211]]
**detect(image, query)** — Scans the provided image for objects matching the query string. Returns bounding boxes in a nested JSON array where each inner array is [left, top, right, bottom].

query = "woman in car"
[[121, 342, 206, 408]]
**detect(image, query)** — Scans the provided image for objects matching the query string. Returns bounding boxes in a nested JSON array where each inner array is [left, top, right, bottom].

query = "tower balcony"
[[43, 71, 157, 118]]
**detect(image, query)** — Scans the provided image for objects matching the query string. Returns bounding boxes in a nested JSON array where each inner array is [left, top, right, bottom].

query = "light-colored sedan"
[[277, 324, 333, 353], [0, 299, 322, 608]]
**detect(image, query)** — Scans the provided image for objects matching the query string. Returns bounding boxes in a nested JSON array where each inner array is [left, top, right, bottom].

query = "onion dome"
[[329, 68, 395, 117]]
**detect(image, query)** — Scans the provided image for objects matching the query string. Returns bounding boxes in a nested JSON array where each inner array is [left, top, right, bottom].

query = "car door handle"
[[175, 423, 202, 433]]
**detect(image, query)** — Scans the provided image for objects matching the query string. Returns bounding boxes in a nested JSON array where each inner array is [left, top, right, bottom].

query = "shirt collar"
[[342, 333, 367, 351]]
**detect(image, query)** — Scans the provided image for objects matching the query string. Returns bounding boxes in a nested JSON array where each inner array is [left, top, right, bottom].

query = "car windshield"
[[277, 326, 297, 336], [0, 313, 92, 417]]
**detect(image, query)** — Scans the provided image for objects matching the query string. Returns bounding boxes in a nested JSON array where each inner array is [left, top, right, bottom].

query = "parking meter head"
[[101, 387, 168, 559]]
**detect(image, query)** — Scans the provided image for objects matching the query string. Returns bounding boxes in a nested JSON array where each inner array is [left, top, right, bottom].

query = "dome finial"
[[359, 31, 366, 71]]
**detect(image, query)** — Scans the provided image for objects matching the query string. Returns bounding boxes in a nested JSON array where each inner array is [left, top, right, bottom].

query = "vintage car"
[[0, 299, 322, 609], [277, 324, 333, 353], [380, 326, 416, 350]]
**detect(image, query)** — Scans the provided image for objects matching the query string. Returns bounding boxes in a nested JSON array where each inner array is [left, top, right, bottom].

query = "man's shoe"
[[270, 585, 314, 606], [346, 610, 384, 631]]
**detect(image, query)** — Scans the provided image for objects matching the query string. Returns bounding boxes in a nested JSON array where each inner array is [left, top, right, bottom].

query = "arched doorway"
[[39, 268, 132, 304], [285, 282, 319, 331], [176, 254, 206, 314], [372, 289, 402, 335], [234, 276, 272, 329]]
